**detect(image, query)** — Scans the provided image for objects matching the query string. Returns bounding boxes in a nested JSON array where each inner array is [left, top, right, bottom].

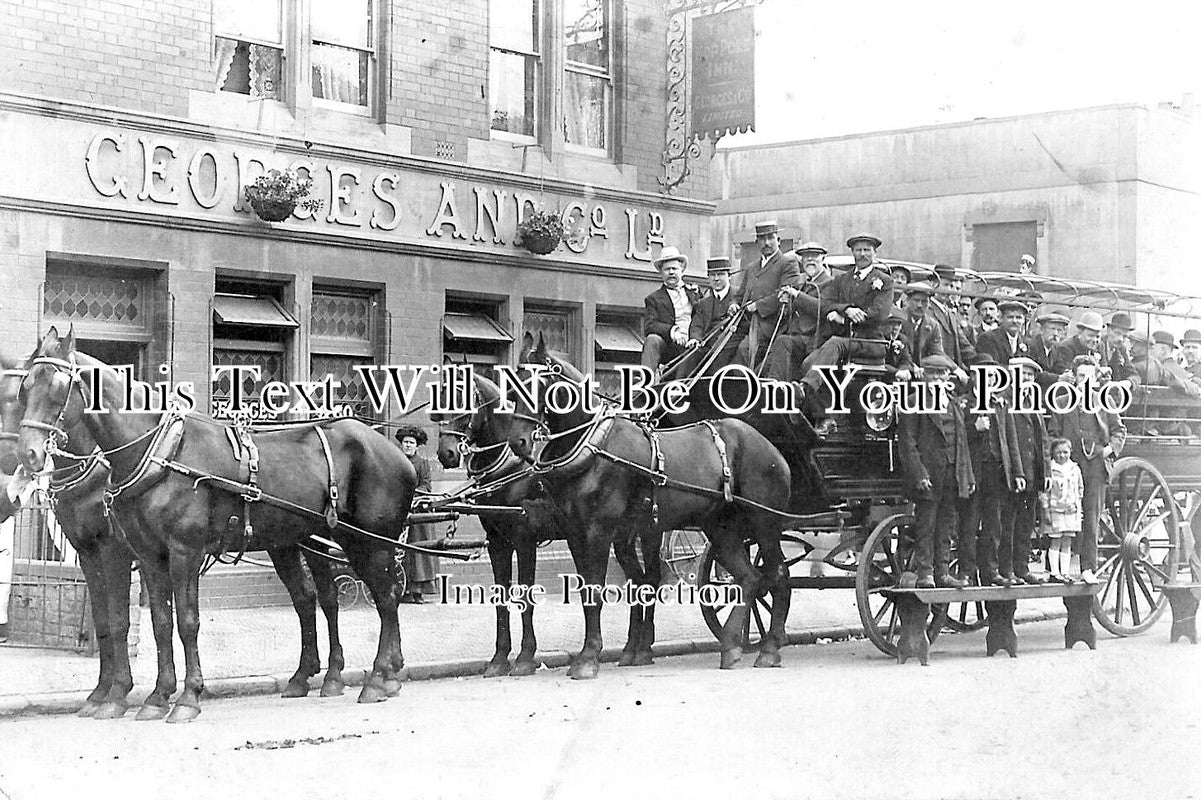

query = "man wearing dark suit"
[[730, 220, 802, 369], [1048, 355, 1126, 583], [900, 283, 946, 366], [961, 353, 1022, 585], [975, 298, 1034, 366], [792, 234, 893, 436], [766, 241, 834, 381], [1101, 312, 1140, 386], [686, 257, 739, 375], [972, 297, 1001, 341], [1027, 310, 1070, 387], [883, 306, 915, 379], [641, 245, 701, 373], [928, 264, 976, 373], [899, 354, 975, 588], [1183, 329, 1201, 381], [1004, 357, 1050, 584], [1052, 312, 1103, 377]]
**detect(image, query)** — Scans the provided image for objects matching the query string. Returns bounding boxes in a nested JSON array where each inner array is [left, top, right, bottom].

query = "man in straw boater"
[[1048, 354, 1126, 584], [789, 233, 893, 438], [898, 354, 974, 589], [686, 256, 740, 372], [727, 220, 802, 370], [767, 241, 835, 382], [640, 244, 702, 373]]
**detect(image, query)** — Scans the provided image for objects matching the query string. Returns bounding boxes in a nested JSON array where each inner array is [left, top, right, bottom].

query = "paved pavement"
[[1, 617, 1196, 800], [0, 570, 1071, 716]]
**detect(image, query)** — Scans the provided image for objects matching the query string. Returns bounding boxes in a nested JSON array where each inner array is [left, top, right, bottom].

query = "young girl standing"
[[1047, 438, 1085, 583]]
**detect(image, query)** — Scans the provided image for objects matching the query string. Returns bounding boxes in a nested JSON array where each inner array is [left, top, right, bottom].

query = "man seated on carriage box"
[[766, 241, 835, 383], [898, 354, 975, 589], [641, 245, 701, 374], [789, 234, 894, 438]]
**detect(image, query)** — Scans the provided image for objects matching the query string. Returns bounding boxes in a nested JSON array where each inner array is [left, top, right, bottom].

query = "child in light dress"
[[1047, 438, 1084, 583]]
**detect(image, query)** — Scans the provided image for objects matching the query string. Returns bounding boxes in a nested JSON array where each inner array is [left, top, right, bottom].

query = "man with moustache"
[[1101, 313, 1140, 387], [729, 220, 802, 370], [973, 297, 1001, 339], [640, 245, 701, 373], [975, 298, 1033, 366], [900, 283, 946, 366], [1182, 329, 1201, 381], [767, 242, 835, 381], [1052, 312, 1104, 377]]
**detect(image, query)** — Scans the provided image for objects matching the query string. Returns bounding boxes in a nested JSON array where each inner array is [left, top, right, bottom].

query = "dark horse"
[[1, 348, 357, 718], [507, 335, 794, 678], [16, 329, 416, 721], [431, 371, 564, 677]]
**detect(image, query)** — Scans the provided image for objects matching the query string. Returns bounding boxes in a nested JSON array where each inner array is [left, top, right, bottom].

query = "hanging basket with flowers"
[[243, 168, 324, 222], [514, 209, 567, 255]]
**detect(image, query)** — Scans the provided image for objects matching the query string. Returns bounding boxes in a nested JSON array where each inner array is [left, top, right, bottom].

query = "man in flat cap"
[[898, 353, 974, 588], [975, 298, 1032, 366], [729, 220, 802, 370], [927, 264, 977, 372], [767, 242, 834, 381], [789, 234, 893, 436], [901, 282, 946, 366], [1028, 309, 1070, 387], [687, 257, 740, 373], [641, 245, 701, 373], [1048, 355, 1126, 583], [1052, 311, 1103, 378]]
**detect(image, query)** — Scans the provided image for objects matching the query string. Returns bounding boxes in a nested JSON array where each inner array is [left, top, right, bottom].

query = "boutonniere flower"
[[1019, 342, 1028, 352], [872, 278, 883, 291], [685, 283, 698, 293], [890, 340, 904, 354]]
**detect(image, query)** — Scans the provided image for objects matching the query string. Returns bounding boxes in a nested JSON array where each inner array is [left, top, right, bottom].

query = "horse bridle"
[[18, 355, 86, 451]]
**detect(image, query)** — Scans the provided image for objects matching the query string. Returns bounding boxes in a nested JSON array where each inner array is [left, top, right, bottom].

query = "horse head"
[[17, 326, 93, 473], [432, 371, 508, 471], [508, 333, 595, 464]]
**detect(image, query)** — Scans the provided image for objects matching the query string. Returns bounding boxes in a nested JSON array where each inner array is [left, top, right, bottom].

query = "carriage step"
[[1158, 583, 1201, 644]]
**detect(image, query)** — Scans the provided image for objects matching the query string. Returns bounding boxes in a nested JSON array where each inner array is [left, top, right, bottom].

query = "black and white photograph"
[[0, 1, 1198, 798]]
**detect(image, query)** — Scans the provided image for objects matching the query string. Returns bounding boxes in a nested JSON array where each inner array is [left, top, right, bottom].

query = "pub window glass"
[[213, 0, 283, 100], [562, 0, 611, 153], [489, 0, 540, 138], [312, 0, 375, 108]]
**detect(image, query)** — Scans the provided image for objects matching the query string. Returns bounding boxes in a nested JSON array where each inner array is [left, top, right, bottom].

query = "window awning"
[[442, 312, 512, 343], [213, 294, 299, 328], [595, 323, 643, 354]]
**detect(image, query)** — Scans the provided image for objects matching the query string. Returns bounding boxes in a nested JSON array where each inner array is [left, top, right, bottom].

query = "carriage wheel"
[[942, 555, 988, 633], [698, 532, 808, 648], [855, 514, 947, 656], [1092, 457, 1182, 636], [660, 529, 709, 584], [334, 574, 360, 610]]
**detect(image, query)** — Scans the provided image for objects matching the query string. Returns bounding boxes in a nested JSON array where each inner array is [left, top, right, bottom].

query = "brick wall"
[[0, 0, 210, 117], [386, 0, 490, 161]]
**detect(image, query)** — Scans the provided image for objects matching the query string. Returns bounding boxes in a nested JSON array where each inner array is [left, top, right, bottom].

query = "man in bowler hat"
[[729, 220, 802, 369]]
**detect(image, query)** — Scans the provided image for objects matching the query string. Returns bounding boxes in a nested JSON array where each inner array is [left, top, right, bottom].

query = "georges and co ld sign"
[[80, 130, 667, 262]]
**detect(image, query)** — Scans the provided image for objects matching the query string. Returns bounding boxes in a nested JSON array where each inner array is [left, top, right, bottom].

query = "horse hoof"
[[617, 651, 636, 667], [135, 703, 170, 721], [754, 651, 782, 668], [319, 679, 345, 698], [77, 700, 103, 718], [383, 678, 402, 697], [280, 680, 310, 699], [632, 651, 654, 667], [569, 660, 599, 681], [483, 661, 512, 678], [357, 683, 388, 704], [511, 660, 537, 677], [94, 699, 130, 719], [165, 703, 201, 724], [720, 648, 743, 670]]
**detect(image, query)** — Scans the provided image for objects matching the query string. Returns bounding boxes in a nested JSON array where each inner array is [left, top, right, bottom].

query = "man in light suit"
[[641, 245, 701, 373], [730, 220, 802, 370]]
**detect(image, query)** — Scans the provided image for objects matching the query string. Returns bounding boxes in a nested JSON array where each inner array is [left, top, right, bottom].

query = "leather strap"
[[315, 426, 339, 529]]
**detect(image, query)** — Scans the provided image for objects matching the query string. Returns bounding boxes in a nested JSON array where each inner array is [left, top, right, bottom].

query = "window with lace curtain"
[[213, 0, 284, 100], [489, 0, 540, 139], [312, 0, 375, 109], [563, 0, 611, 153]]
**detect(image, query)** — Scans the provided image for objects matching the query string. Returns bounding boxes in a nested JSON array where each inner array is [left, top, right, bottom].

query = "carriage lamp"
[[865, 406, 895, 433]]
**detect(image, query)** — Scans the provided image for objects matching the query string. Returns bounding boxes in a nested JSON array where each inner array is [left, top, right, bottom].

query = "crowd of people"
[[640, 222, 1201, 590]]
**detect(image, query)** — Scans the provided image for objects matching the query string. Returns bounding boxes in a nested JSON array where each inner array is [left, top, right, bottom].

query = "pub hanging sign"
[[689, 6, 755, 140]]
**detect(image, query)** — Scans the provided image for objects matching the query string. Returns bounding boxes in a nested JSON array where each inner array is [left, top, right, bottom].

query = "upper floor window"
[[563, 0, 611, 153], [312, 0, 375, 109], [489, 0, 540, 139], [213, 0, 284, 100]]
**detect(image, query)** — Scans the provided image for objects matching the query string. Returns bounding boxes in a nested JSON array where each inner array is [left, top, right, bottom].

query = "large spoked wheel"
[[855, 514, 947, 656], [698, 532, 809, 648], [334, 573, 360, 610], [1093, 457, 1182, 636], [943, 555, 988, 633]]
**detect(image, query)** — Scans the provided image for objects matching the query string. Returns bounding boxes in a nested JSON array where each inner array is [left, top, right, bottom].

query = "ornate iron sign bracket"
[[659, 0, 760, 195]]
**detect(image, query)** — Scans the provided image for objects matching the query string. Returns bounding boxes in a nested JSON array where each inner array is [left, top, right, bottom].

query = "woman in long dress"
[[395, 426, 439, 603]]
